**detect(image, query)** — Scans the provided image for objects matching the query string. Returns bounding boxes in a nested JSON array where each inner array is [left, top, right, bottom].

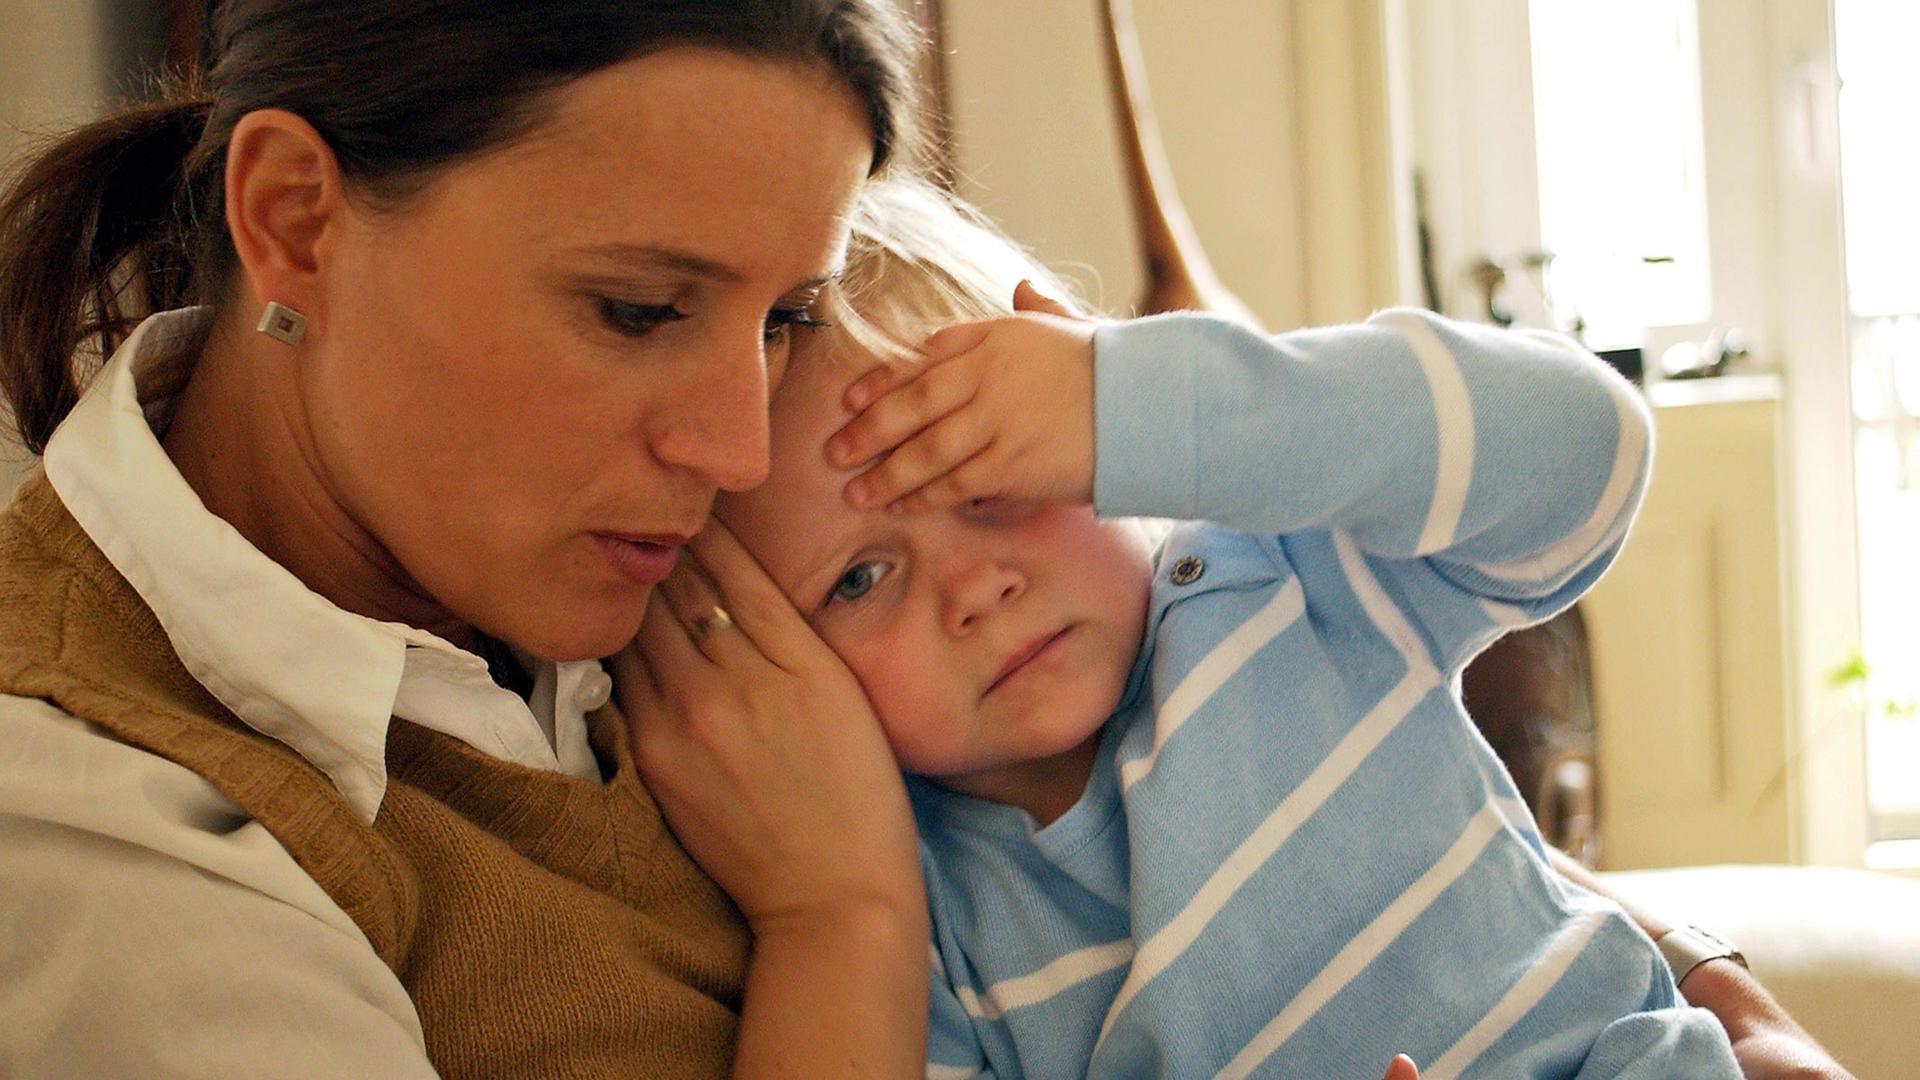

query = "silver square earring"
[[256, 301, 308, 346]]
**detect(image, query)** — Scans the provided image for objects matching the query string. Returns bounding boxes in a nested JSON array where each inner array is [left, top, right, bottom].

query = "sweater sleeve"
[[1091, 308, 1651, 672], [1571, 1007, 1744, 1078]]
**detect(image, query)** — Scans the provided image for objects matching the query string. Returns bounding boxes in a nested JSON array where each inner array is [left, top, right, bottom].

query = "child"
[[711, 178, 1740, 1078]]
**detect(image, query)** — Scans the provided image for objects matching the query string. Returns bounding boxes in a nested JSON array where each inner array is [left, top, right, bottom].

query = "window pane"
[[1839, 0, 1920, 836], [1528, 0, 1711, 349], [1837, 1, 1920, 317]]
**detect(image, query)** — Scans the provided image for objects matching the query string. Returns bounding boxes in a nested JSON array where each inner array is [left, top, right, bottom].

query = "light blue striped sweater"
[[912, 310, 1740, 1079]]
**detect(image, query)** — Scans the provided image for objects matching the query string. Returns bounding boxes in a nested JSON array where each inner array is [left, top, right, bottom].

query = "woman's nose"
[[648, 331, 772, 491], [941, 556, 1027, 636]]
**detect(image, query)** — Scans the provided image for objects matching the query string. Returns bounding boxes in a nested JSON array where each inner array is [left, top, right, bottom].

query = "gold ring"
[[688, 605, 733, 640]]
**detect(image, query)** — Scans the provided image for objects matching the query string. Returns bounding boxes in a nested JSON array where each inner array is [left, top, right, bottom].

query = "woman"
[[0, 3, 927, 1076]]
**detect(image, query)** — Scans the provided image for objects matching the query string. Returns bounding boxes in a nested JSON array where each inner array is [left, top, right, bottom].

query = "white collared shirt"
[[0, 309, 613, 1077]]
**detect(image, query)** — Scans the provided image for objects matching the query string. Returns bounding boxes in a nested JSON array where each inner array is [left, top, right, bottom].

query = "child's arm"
[[833, 297, 1650, 673], [1087, 309, 1646, 571], [1102, 307, 1650, 667]]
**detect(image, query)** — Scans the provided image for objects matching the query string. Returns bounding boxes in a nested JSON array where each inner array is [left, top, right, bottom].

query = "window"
[[1528, 0, 1711, 350], [1836, 0, 1920, 843], [1402, 0, 1872, 865]]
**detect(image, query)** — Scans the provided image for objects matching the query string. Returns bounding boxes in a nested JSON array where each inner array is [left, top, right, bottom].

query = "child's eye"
[[763, 306, 825, 347], [597, 297, 687, 338], [827, 559, 892, 606]]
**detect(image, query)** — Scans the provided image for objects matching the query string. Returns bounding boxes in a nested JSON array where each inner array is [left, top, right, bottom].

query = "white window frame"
[[1389, 0, 1868, 867]]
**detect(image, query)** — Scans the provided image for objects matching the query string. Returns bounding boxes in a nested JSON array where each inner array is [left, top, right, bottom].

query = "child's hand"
[[826, 280, 1097, 513]]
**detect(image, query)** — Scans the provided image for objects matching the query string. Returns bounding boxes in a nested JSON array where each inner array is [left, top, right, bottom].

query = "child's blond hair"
[[815, 177, 1087, 368]]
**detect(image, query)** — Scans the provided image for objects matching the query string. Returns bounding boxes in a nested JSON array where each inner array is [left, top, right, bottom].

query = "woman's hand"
[[614, 519, 918, 927], [1675, 963, 1855, 1080], [1381, 1054, 1420, 1080], [610, 520, 926, 1077], [826, 280, 1098, 514], [1544, 850, 1854, 1080]]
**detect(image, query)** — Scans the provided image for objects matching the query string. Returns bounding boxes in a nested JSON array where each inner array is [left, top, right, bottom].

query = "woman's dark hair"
[[0, 0, 925, 453]]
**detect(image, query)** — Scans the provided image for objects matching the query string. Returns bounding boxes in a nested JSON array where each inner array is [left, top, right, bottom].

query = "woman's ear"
[[223, 108, 347, 320]]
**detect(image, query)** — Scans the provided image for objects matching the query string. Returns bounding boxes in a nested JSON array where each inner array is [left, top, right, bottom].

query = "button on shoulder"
[[1168, 555, 1205, 586]]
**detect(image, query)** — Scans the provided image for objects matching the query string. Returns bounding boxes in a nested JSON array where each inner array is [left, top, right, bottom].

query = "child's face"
[[715, 339, 1154, 810]]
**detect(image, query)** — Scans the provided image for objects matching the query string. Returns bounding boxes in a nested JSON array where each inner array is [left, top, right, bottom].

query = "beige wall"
[[1, 2, 110, 493], [937, 1, 1399, 331], [0, 4, 107, 168]]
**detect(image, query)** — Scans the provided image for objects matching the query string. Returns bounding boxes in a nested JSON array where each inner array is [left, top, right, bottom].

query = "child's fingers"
[[843, 410, 992, 509], [1011, 279, 1075, 318], [918, 320, 994, 364], [842, 363, 900, 412], [879, 450, 1003, 515], [827, 362, 978, 469]]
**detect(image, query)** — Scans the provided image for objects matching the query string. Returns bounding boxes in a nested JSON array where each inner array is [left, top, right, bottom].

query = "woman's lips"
[[593, 533, 684, 585], [988, 627, 1071, 695]]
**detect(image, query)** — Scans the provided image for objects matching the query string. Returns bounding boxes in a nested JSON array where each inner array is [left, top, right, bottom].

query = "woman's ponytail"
[[0, 90, 214, 453]]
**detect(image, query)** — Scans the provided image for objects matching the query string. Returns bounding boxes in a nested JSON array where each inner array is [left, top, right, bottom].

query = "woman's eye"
[[763, 307, 824, 347], [597, 297, 687, 338], [828, 559, 892, 606]]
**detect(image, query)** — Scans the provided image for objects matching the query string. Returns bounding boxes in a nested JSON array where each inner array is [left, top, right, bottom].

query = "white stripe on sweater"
[[1211, 803, 1510, 1080], [1492, 793, 1539, 837], [925, 1065, 981, 1080], [1119, 577, 1306, 791], [1095, 664, 1437, 1050], [961, 938, 1136, 1021], [1335, 532, 1440, 680], [1477, 596, 1533, 628], [1422, 906, 1614, 1080], [1375, 311, 1476, 558]]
